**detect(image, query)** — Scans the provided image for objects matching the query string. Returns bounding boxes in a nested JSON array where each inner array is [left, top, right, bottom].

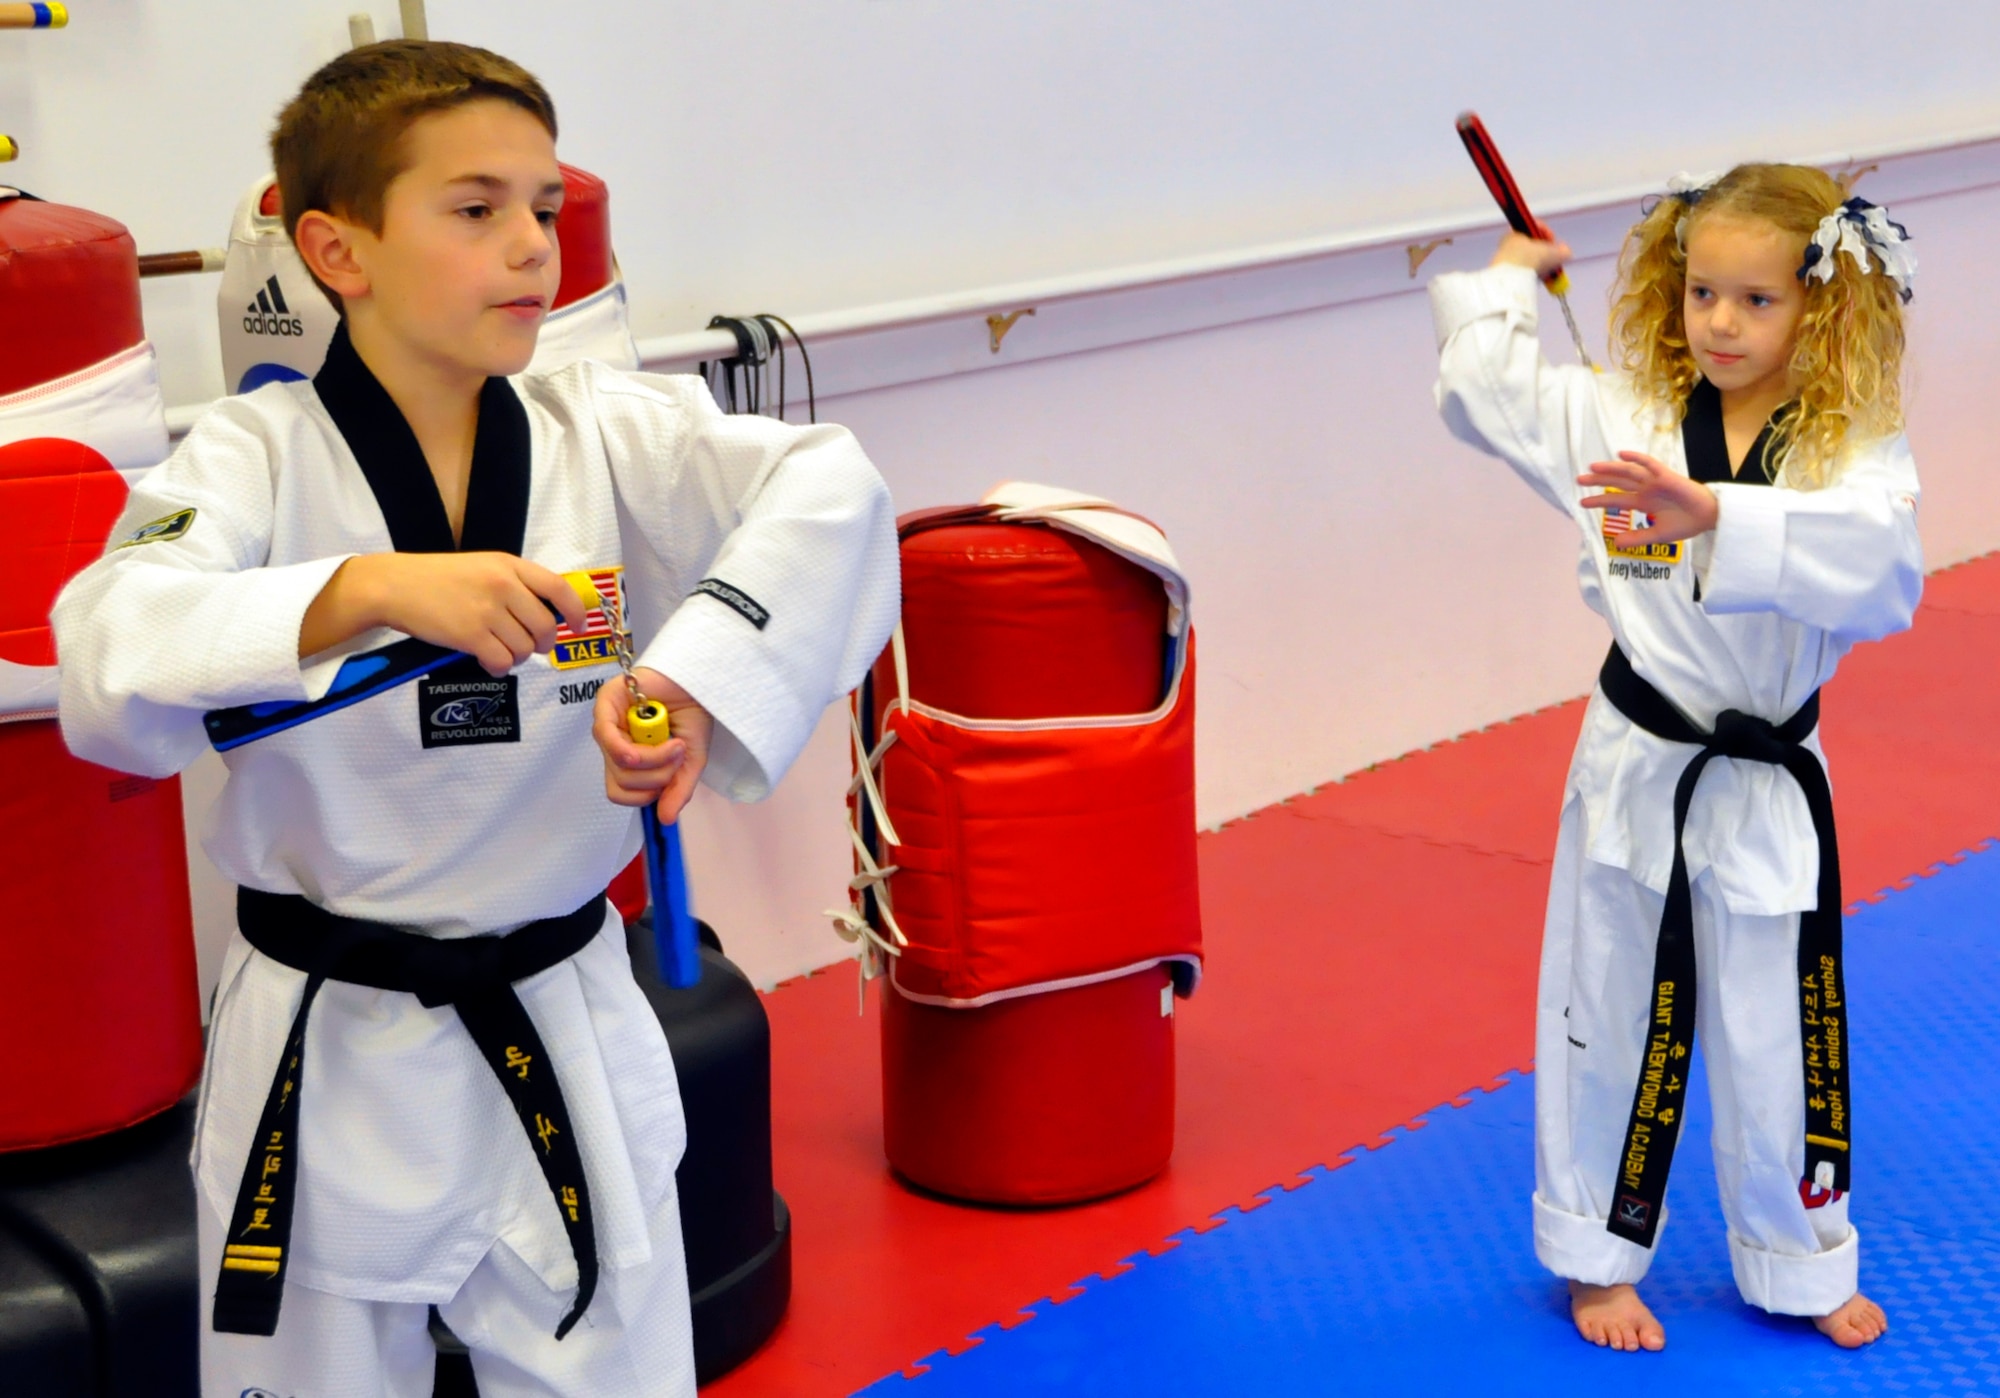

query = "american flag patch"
[[1601, 501, 1682, 563], [551, 566, 624, 670]]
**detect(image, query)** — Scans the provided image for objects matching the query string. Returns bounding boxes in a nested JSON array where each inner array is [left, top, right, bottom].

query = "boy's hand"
[[304, 553, 594, 675], [1492, 230, 1571, 278], [1578, 451, 1721, 547], [593, 668, 713, 824]]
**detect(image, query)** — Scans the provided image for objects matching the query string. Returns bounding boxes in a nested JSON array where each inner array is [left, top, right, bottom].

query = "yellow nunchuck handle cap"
[[1545, 269, 1572, 297], [0, 136, 17, 163], [561, 570, 602, 610], [46, 3, 68, 27], [627, 700, 671, 746]]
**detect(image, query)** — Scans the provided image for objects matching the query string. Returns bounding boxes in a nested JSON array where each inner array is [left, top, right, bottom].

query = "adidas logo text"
[[242, 275, 305, 337]]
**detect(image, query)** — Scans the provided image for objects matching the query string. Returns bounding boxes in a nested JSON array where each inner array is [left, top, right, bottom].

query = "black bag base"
[[0, 1221, 96, 1397], [689, 1189, 791, 1384], [0, 1101, 200, 1397]]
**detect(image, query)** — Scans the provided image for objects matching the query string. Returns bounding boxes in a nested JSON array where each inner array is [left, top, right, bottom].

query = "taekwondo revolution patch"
[[114, 507, 197, 549], [419, 658, 520, 748], [694, 577, 770, 631], [550, 565, 624, 670]]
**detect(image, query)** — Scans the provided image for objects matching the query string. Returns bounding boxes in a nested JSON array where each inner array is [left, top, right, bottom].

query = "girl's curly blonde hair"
[[1610, 162, 1907, 489]]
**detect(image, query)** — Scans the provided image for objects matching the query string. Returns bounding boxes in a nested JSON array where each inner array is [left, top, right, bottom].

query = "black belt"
[[213, 888, 608, 1340], [1596, 644, 1850, 1249]]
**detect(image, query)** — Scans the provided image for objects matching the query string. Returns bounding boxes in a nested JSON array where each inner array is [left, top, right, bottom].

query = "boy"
[[53, 41, 898, 1397]]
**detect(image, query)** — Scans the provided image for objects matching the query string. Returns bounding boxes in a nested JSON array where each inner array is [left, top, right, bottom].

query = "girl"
[[1431, 164, 1921, 1353]]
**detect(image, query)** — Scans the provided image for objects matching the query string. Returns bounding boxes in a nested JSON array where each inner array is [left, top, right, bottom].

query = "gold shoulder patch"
[[115, 507, 197, 549]]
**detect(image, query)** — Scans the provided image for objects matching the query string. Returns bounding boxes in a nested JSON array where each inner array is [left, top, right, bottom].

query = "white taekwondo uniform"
[[1431, 263, 1922, 1315], [53, 324, 899, 1396]]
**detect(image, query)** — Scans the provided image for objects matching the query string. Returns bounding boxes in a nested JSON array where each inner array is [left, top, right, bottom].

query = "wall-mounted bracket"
[[1836, 162, 1880, 196], [986, 307, 1035, 354], [1406, 237, 1454, 278]]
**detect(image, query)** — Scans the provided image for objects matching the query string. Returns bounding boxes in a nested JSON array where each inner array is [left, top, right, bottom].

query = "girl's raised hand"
[[1578, 451, 1720, 547], [1491, 231, 1571, 277]]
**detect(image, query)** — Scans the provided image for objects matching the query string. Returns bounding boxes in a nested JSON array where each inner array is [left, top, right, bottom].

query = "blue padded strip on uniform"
[[863, 839, 2000, 1396]]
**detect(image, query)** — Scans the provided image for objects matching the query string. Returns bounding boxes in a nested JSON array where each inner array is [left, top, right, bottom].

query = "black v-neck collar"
[[1681, 378, 1779, 488], [313, 321, 532, 554]]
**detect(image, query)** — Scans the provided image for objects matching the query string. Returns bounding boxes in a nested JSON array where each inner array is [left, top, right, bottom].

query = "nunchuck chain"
[[562, 570, 668, 745], [699, 314, 816, 424]]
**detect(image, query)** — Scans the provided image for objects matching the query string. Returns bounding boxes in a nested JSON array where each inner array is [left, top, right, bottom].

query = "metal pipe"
[[348, 12, 376, 47], [398, 0, 427, 40]]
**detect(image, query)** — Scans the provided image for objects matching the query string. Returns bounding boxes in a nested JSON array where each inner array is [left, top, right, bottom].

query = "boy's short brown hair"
[[271, 40, 557, 303]]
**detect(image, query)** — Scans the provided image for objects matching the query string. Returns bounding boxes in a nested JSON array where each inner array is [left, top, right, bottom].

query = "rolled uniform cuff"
[[1729, 1224, 1859, 1316], [1699, 483, 1786, 613], [1532, 1190, 1661, 1287], [636, 591, 814, 803]]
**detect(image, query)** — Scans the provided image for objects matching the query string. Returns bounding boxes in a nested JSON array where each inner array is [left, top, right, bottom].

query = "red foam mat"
[[710, 553, 2000, 1394]]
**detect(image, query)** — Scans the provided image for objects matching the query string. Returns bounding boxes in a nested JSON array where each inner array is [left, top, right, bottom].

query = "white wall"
[[7, 3, 1999, 995], [13, 3, 2000, 396]]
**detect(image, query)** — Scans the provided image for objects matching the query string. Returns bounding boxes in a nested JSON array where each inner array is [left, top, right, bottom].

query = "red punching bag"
[[0, 192, 202, 1152], [552, 163, 613, 311], [851, 486, 1202, 1205]]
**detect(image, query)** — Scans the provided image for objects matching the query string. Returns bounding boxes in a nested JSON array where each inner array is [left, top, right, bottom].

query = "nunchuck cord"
[[698, 314, 817, 423]]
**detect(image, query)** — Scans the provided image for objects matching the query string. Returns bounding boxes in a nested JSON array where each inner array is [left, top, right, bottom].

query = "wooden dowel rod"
[[138, 249, 227, 278]]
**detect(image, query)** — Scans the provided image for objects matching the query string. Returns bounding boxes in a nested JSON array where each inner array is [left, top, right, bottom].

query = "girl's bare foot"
[[1814, 1292, 1888, 1347], [1568, 1279, 1666, 1351]]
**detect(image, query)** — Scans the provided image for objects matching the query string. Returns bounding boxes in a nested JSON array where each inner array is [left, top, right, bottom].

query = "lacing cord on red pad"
[[826, 624, 911, 1010]]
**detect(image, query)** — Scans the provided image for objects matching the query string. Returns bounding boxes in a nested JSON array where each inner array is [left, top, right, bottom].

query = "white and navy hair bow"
[[1661, 171, 1723, 250], [1798, 197, 1915, 303]]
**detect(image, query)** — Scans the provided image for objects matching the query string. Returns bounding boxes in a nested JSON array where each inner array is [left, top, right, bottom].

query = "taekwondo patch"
[[551, 565, 624, 670], [419, 659, 520, 748], [694, 577, 770, 631], [114, 507, 197, 549], [1600, 493, 1681, 578]]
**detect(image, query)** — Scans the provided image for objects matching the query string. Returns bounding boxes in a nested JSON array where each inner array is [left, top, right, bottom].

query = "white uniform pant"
[[1533, 801, 1857, 1316], [198, 1186, 696, 1398]]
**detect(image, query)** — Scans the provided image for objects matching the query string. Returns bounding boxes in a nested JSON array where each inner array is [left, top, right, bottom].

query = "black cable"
[[698, 314, 816, 424], [756, 313, 815, 424]]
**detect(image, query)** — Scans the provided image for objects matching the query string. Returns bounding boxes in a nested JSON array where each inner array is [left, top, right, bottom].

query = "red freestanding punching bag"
[[0, 191, 202, 1152], [846, 485, 1202, 1205]]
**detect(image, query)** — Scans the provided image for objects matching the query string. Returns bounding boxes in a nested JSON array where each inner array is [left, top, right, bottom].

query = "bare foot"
[[1569, 1279, 1666, 1352], [1814, 1292, 1889, 1348]]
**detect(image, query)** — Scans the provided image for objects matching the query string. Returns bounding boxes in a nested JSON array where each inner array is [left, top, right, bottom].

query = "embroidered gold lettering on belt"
[[214, 889, 607, 1340], [1596, 644, 1849, 1248]]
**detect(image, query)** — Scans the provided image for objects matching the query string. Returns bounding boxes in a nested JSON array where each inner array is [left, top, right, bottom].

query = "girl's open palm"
[[1578, 451, 1720, 548]]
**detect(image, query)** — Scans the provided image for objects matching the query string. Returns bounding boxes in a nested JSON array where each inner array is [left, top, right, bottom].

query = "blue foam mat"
[[864, 841, 2000, 1396]]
